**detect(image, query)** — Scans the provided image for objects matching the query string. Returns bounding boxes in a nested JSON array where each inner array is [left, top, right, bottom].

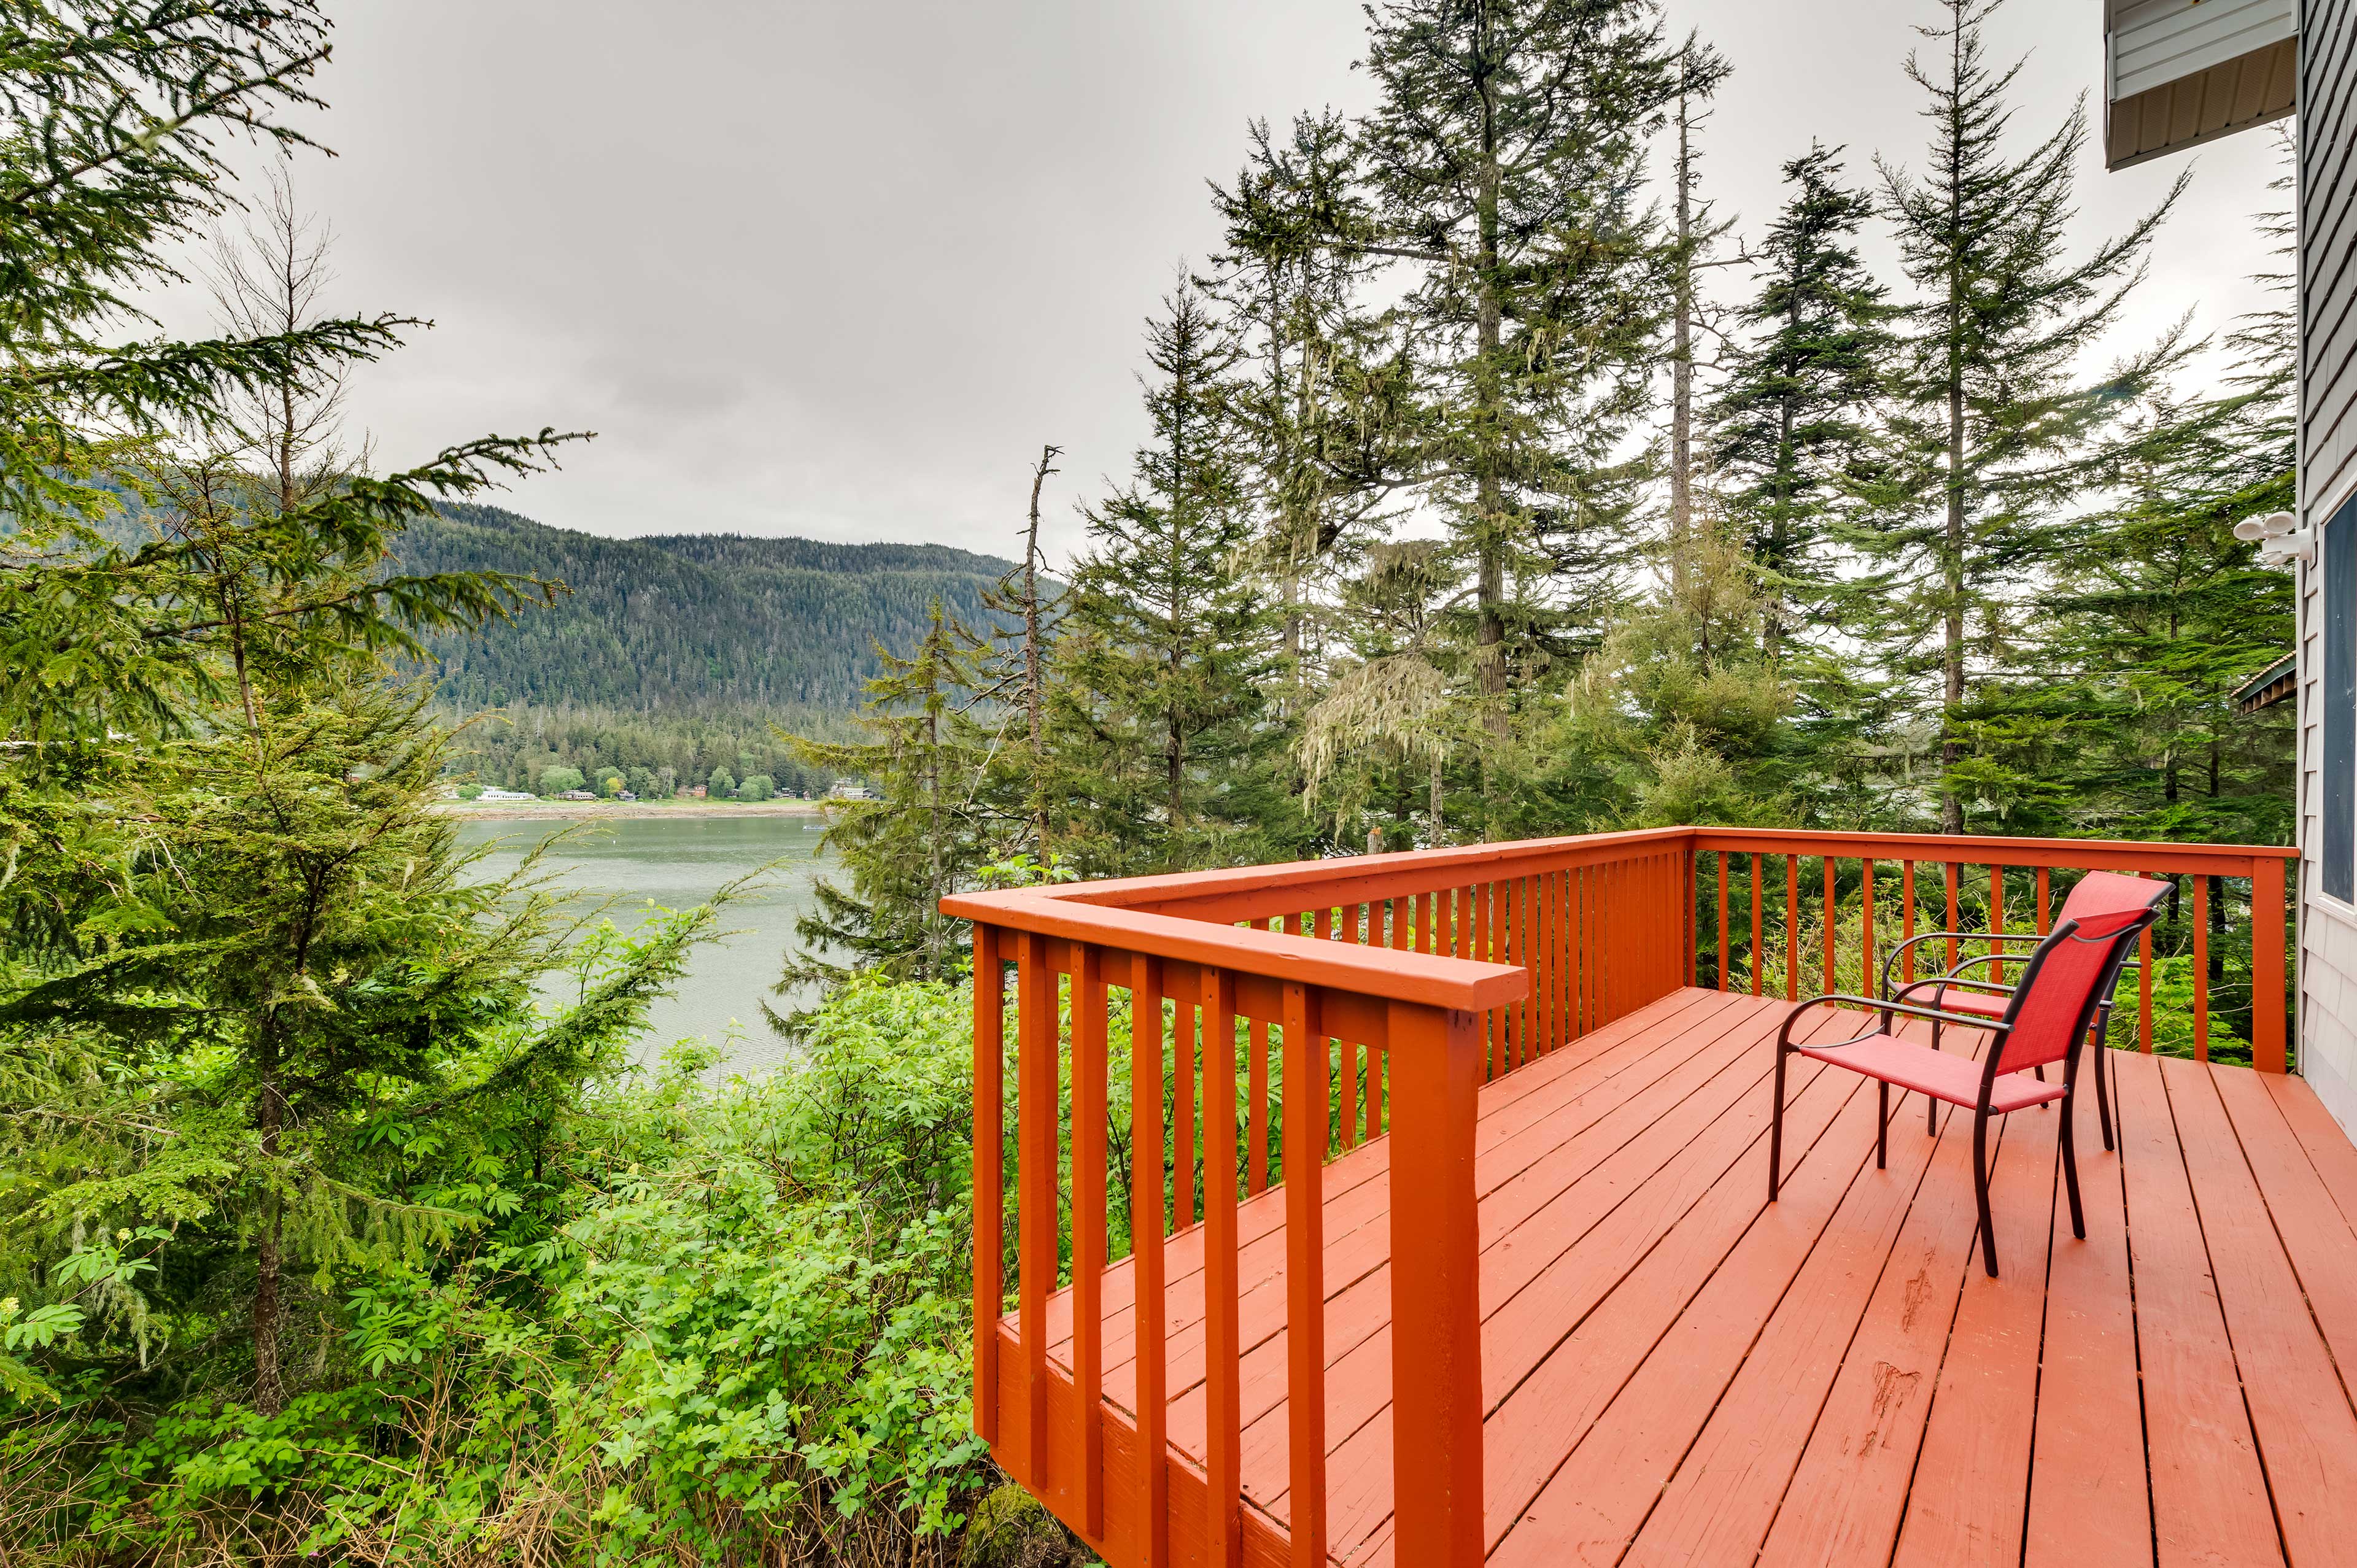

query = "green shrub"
[[539, 764, 586, 794], [1, 979, 995, 1566], [737, 773, 776, 801]]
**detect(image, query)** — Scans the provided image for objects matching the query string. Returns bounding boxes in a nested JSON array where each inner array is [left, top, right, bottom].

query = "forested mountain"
[[395, 503, 1022, 711]]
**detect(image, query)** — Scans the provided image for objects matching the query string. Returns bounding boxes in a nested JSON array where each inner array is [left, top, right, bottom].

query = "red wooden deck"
[[996, 986, 2357, 1567]]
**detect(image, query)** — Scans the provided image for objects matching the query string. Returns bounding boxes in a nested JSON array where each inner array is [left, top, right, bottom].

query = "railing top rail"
[[1686, 827, 2295, 875], [940, 887, 1530, 1011], [1002, 825, 1698, 914]]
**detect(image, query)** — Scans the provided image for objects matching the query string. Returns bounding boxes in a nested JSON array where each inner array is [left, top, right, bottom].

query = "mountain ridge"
[[398, 502, 1021, 713]]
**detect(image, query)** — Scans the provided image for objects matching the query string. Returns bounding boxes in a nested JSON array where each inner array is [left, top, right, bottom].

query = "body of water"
[[453, 814, 834, 1075]]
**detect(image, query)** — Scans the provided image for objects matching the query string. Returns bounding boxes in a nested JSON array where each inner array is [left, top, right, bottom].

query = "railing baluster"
[[2194, 875, 2211, 1063], [1282, 981, 1327, 1568], [1175, 985, 1197, 1229], [1861, 860, 1876, 997], [1751, 853, 1765, 997], [2036, 865, 2051, 932], [1784, 855, 1800, 1001], [1072, 944, 1109, 1537], [1201, 965, 1242, 1568], [2138, 871, 2156, 1051], [1902, 861, 1917, 984], [1540, 872, 1559, 1054], [2254, 855, 2288, 1073], [1717, 852, 1730, 992], [1990, 867, 2007, 984], [1822, 856, 1837, 995], [1129, 953, 1169, 1568], [973, 924, 1004, 1447], [1016, 931, 1058, 1481], [1684, 847, 1698, 989], [1574, 866, 1592, 1035], [1945, 862, 1961, 971], [1247, 1018, 1269, 1197], [1474, 881, 1495, 1076]]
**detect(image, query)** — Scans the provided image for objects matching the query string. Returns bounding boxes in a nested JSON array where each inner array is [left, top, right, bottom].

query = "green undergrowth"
[[0, 978, 1099, 1568]]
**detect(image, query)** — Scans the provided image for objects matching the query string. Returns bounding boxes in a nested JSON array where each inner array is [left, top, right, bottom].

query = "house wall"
[[2301, 0, 2357, 1137]]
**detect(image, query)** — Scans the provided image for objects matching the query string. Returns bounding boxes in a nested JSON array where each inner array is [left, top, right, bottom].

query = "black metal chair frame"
[[1878, 935, 2138, 1154], [1771, 905, 2164, 1278]]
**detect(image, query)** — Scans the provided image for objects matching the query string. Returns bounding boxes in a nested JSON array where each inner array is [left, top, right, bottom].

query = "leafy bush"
[[539, 764, 586, 794], [738, 773, 776, 801], [0, 979, 1001, 1567]]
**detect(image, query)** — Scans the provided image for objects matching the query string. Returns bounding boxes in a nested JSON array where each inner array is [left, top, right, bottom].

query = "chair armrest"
[[1878, 930, 2045, 999], [1778, 991, 2014, 1051], [1891, 975, 2014, 1003]]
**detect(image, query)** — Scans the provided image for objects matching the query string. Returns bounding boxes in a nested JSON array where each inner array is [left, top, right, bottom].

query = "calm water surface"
[[454, 814, 833, 1075]]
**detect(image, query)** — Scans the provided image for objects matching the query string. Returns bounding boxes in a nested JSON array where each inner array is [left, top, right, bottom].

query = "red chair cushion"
[[1796, 1033, 2069, 1113]]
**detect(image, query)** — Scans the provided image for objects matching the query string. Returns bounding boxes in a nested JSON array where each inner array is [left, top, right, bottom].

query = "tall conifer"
[[1357, 0, 1681, 729], [1051, 282, 1279, 873], [1708, 145, 1890, 658], [1205, 111, 1407, 711], [1870, 0, 2183, 831], [785, 600, 1005, 990]]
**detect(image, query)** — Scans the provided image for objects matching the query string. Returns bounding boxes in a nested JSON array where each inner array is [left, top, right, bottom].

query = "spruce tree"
[[1708, 145, 1891, 658], [1358, 0, 1681, 728], [1869, 0, 2184, 832], [1665, 37, 1735, 602], [1050, 282, 1279, 873], [784, 601, 1007, 990], [1204, 110, 1406, 706]]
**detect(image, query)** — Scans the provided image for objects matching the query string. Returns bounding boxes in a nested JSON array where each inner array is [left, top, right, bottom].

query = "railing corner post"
[[1386, 999, 1485, 1568], [2254, 854, 2289, 1074]]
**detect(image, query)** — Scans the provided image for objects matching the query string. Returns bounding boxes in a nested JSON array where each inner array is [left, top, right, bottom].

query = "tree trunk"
[[1938, 21, 1968, 836], [1670, 81, 1695, 603], [252, 1036, 286, 1416], [926, 706, 943, 976], [1024, 446, 1058, 857], [1473, 32, 1509, 740]]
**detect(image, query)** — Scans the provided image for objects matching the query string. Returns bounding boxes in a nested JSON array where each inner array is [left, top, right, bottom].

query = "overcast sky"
[[203, 0, 2290, 568]]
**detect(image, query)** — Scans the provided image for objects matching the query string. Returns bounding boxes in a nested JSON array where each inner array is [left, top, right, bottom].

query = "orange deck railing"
[[942, 827, 2296, 1568]]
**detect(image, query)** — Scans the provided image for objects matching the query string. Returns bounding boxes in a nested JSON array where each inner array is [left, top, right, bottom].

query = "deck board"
[[1001, 987, 2357, 1567]]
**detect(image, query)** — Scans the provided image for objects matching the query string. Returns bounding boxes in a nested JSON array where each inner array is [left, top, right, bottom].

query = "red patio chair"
[[1877, 873, 2172, 1154], [1767, 870, 2169, 1277]]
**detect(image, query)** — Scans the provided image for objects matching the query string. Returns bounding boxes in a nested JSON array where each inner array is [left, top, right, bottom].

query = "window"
[[2326, 492, 2357, 903]]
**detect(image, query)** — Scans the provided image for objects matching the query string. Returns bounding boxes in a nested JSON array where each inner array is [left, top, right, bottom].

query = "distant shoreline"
[[433, 799, 827, 823]]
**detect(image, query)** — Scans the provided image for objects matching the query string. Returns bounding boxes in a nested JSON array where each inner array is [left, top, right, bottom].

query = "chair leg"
[[1877, 1080, 1888, 1170], [1768, 1043, 1787, 1202], [1926, 1019, 1941, 1137], [2061, 1087, 2085, 1240], [2092, 1027, 2115, 1153], [1974, 1105, 1999, 1278]]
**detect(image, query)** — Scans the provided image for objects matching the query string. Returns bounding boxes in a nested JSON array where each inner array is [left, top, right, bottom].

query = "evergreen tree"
[[1708, 144, 1891, 657], [0, 8, 574, 746], [1, 677, 725, 1414], [1204, 110, 1409, 708], [784, 601, 1008, 990], [1050, 282, 1282, 873], [1358, 0, 1681, 729], [1867, 0, 2185, 832], [1978, 155, 2297, 842], [1665, 37, 1735, 601]]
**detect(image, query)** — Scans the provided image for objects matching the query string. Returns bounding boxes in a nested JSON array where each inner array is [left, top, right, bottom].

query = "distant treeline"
[[443, 701, 861, 797], [397, 503, 1023, 711]]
